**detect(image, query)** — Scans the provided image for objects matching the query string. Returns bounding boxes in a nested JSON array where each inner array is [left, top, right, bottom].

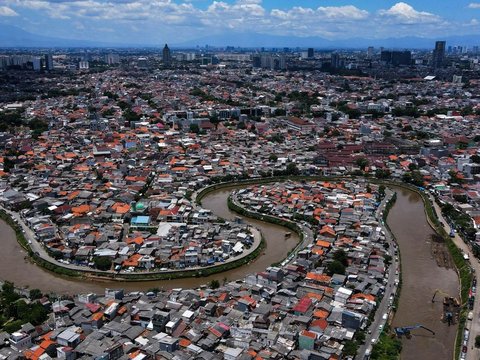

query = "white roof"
[[182, 309, 195, 319], [233, 242, 244, 253]]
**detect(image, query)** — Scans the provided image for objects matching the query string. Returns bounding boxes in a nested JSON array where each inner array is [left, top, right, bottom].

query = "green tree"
[[355, 157, 369, 170], [333, 249, 349, 267], [343, 340, 358, 356], [403, 171, 424, 187], [29, 289, 42, 300], [93, 257, 112, 271], [269, 154, 278, 162], [475, 335, 480, 348], [209, 115, 220, 129], [286, 162, 300, 175], [189, 123, 200, 133], [375, 169, 390, 179], [326, 260, 346, 276], [378, 185, 386, 197], [209, 279, 220, 289], [237, 121, 246, 130]]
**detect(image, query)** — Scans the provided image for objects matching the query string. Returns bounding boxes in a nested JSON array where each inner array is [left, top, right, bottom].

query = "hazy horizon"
[[0, 1, 479, 47]]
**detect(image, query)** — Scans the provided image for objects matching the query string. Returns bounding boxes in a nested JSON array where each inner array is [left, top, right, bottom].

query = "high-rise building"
[[105, 53, 120, 65], [32, 57, 41, 71], [367, 46, 374, 58], [331, 53, 341, 68], [137, 57, 148, 69], [307, 48, 314, 58], [432, 41, 446, 68], [45, 54, 53, 70], [380, 50, 411, 66], [252, 54, 261, 68], [252, 53, 286, 70], [78, 61, 89, 70], [163, 44, 171, 66]]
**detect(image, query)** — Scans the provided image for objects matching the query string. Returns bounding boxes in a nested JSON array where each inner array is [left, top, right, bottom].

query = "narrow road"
[[0, 206, 263, 276], [356, 189, 400, 359]]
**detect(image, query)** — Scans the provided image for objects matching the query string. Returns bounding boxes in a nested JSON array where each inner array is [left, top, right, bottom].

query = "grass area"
[[371, 328, 403, 360]]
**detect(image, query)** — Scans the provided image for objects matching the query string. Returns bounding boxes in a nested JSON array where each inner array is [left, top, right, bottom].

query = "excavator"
[[431, 289, 461, 326], [394, 324, 435, 339]]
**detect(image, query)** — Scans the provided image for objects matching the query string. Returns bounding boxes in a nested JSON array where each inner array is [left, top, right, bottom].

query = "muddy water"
[[0, 185, 298, 294], [389, 188, 459, 360]]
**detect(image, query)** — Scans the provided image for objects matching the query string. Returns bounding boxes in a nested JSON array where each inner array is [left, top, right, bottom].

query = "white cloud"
[[270, 5, 367, 22], [464, 18, 479, 26], [3, 0, 476, 42], [378, 2, 441, 24], [468, 3, 480, 8], [0, 6, 18, 16], [317, 5, 368, 20]]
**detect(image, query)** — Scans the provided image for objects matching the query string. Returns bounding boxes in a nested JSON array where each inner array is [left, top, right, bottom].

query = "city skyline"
[[0, 1, 479, 46]]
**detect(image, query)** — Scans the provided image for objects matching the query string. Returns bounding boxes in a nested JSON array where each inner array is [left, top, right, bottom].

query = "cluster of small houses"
[[0, 180, 391, 360]]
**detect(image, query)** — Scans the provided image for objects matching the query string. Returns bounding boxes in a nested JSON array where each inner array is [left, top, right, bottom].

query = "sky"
[[0, 0, 479, 45]]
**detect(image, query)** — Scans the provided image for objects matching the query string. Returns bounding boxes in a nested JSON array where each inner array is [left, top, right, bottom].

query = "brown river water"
[[0, 185, 459, 358], [389, 188, 458, 360]]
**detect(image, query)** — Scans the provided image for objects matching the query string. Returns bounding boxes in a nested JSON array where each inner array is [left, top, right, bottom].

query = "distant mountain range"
[[0, 24, 478, 49], [0, 24, 124, 48], [176, 33, 480, 49]]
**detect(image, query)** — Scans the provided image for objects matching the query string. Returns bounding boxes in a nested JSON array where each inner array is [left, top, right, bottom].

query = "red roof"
[[293, 296, 312, 313]]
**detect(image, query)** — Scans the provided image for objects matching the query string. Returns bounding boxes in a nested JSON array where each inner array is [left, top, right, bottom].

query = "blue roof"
[[131, 216, 150, 225]]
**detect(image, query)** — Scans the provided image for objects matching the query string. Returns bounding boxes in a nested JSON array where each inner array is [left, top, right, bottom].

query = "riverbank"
[[382, 182, 472, 360], [0, 202, 267, 282]]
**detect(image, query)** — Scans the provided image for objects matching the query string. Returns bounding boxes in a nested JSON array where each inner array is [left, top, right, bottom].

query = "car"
[[379, 324, 384, 332], [468, 312, 474, 320], [371, 338, 377, 344], [382, 313, 388, 320]]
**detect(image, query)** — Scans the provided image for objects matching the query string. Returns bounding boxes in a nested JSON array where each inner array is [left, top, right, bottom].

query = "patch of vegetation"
[[370, 329, 402, 360], [0, 282, 48, 333]]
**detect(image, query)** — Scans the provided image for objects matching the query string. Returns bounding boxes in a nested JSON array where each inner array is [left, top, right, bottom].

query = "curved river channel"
[[0, 184, 459, 358], [0, 185, 299, 294]]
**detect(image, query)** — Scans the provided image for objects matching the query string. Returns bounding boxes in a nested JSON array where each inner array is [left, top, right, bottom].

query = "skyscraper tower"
[[331, 53, 341, 68], [163, 44, 171, 66], [45, 54, 53, 71], [432, 41, 446, 68]]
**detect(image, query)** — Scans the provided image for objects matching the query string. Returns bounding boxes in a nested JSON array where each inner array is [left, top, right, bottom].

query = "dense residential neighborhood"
[[0, 46, 480, 359]]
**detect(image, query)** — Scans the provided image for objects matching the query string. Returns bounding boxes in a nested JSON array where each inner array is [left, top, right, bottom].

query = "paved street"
[[356, 189, 400, 359]]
